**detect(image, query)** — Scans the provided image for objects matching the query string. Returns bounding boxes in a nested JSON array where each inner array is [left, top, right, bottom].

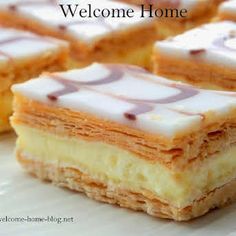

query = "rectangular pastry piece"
[[218, 0, 236, 21], [120, 0, 223, 38], [154, 21, 236, 91], [11, 63, 236, 221], [0, 27, 68, 133], [0, 0, 157, 69]]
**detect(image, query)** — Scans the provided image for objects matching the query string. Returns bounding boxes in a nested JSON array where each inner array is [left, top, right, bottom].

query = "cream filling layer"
[[109, 44, 153, 68], [14, 124, 236, 208]]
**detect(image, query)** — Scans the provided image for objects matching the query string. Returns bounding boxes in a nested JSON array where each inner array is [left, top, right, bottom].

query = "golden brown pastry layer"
[[153, 53, 236, 91], [218, 12, 236, 22]]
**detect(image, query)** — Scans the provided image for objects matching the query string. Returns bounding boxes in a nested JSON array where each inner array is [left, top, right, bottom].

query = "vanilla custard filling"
[[14, 124, 236, 208], [71, 44, 152, 70], [113, 44, 153, 68], [96, 44, 153, 69]]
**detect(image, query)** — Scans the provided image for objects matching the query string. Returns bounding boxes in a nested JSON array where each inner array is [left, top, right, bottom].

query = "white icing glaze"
[[0, 0, 153, 43], [12, 63, 236, 138], [155, 21, 236, 68], [0, 27, 67, 63], [219, 0, 236, 16]]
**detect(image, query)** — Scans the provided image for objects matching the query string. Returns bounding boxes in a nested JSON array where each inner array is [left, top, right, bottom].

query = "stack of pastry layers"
[[2, 0, 236, 222]]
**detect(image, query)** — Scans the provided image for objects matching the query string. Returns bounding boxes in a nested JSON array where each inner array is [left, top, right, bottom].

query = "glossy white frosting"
[[0, 27, 67, 63], [155, 21, 236, 68], [12, 63, 236, 138], [219, 0, 236, 16], [0, 0, 153, 43]]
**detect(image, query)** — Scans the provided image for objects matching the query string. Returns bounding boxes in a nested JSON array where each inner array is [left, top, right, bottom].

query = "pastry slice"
[[218, 0, 236, 21], [120, 0, 223, 38], [11, 63, 236, 221], [0, 27, 68, 133], [0, 0, 157, 69], [154, 21, 236, 91]]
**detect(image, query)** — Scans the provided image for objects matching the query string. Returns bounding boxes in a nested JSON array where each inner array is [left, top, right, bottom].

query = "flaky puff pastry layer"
[[153, 53, 236, 91]]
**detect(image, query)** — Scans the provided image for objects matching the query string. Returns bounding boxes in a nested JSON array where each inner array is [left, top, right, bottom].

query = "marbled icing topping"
[[219, 0, 236, 15], [0, 0, 153, 43], [0, 27, 67, 62], [155, 21, 236, 68], [12, 63, 236, 137]]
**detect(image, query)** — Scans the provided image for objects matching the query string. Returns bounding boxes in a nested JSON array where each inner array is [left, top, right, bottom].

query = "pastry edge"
[[153, 53, 236, 90], [17, 151, 236, 221]]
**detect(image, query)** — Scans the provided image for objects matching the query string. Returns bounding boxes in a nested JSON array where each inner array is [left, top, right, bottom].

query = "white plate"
[[1, 133, 236, 236]]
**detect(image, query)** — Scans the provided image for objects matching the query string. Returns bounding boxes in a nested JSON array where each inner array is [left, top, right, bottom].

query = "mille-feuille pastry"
[[120, 0, 224, 38], [218, 0, 236, 21], [11, 63, 236, 221], [154, 21, 236, 91], [0, 27, 68, 133], [0, 0, 157, 69]]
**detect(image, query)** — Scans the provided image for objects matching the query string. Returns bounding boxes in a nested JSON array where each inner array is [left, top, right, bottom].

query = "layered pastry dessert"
[[120, 0, 224, 38], [0, 0, 157, 69], [154, 21, 236, 91], [218, 0, 236, 21], [11, 63, 236, 221], [0, 27, 68, 133]]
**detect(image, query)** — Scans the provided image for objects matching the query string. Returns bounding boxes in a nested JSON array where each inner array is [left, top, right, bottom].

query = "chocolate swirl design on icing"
[[47, 79, 78, 101], [188, 28, 236, 56], [0, 34, 53, 61], [48, 64, 148, 100], [189, 49, 206, 55], [47, 64, 200, 121], [123, 81, 199, 120], [212, 30, 236, 52], [47, 64, 126, 100]]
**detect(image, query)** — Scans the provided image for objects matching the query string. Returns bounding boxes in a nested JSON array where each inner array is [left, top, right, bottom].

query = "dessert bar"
[[0, 0, 157, 69], [154, 21, 236, 90], [11, 63, 236, 221], [0, 27, 68, 133]]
